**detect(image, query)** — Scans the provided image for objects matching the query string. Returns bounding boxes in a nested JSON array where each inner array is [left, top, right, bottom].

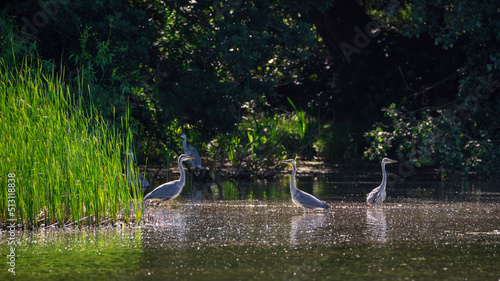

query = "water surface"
[[1, 180, 499, 280]]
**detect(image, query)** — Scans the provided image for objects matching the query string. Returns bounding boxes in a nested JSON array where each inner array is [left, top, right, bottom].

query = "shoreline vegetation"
[[0, 59, 142, 230], [1, 0, 499, 230]]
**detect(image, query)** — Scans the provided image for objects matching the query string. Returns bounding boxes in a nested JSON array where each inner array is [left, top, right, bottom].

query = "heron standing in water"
[[366, 157, 398, 209], [280, 159, 329, 214], [143, 154, 194, 202], [180, 133, 202, 170]]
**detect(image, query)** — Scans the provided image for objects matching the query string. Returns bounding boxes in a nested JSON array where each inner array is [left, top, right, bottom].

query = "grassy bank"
[[0, 59, 142, 229]]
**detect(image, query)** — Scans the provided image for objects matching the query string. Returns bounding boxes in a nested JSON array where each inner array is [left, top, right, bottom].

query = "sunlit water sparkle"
[[1, 180, 499, 280]]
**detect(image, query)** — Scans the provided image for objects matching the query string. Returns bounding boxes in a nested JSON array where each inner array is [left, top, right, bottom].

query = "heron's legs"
[[189, 169, 193, 195]]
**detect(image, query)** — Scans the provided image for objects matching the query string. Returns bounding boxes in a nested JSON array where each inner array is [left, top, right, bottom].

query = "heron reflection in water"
[[142, 207, 188, 247], [366, 208, 387, 243], [289, 214, 328, 245], [143, 154, 194, 203], [366, 157, 398, 209], [279, 159, 329, 214]]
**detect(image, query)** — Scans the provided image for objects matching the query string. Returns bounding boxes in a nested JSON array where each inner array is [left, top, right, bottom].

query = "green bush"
[[365, 100, 500, 179], [206, 103, 321, 177]]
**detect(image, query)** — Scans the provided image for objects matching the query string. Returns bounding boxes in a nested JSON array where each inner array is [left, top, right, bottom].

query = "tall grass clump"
[[0, 59, 142, 229]]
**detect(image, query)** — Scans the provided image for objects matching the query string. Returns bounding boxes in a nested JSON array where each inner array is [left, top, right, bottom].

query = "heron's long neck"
[[380, 163, 387, 191], [290, 163, 298, 193], [178, 158, 186, 184]]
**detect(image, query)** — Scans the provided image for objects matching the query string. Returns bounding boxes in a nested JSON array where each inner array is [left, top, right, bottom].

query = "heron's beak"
[[187, 157, 195, 160], [278, 160, 292, 166], [389, 159, 398, 163]]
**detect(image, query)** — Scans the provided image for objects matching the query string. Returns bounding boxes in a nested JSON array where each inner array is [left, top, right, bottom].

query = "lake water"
[[1, 179, 499, 280]]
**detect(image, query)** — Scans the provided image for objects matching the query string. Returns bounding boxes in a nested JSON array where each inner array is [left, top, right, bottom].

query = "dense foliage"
[[1, 0, 499, 179], [363, 0, 500, 179]]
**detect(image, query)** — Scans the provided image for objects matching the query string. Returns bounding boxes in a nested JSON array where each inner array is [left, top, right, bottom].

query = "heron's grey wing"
[[296, 189, 329, 209], [186, 145, 202, 169], [143, 180, 180, 200], [366, 187, 380, 204]]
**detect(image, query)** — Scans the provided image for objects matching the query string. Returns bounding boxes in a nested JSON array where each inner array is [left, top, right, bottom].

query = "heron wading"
[[143, 154, 194, 203], [180, 133, 202, 170], [280, 159, 329, 214], [366, 157, 398, 209]]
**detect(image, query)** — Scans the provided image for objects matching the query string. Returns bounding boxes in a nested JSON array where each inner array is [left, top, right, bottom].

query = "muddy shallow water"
[[1, 180, 499, 280]]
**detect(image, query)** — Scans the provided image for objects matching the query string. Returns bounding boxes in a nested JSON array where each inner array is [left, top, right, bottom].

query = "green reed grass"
[[287, 97, 306, 140], [0, 59, 142, 229]]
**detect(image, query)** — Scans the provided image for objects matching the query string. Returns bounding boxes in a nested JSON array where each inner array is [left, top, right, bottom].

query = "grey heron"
[[366, 157, 398, 208], [180, 133, 202, 170], [280, 159, 329, 214], [143, 154, 194, 202], [124, 150, 151, 189]]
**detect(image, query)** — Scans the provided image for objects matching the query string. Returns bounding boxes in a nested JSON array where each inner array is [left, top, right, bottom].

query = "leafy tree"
[[143, 0, 333, 138], [362, 0, 500, 178], [128, 0, 336, 163]]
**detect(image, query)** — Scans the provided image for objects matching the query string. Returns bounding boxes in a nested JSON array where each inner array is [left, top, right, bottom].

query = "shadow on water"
[[1, 179, 500, 280]]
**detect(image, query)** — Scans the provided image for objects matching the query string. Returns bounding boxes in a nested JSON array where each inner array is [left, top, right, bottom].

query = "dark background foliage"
[[1, 0, 498, 179]]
